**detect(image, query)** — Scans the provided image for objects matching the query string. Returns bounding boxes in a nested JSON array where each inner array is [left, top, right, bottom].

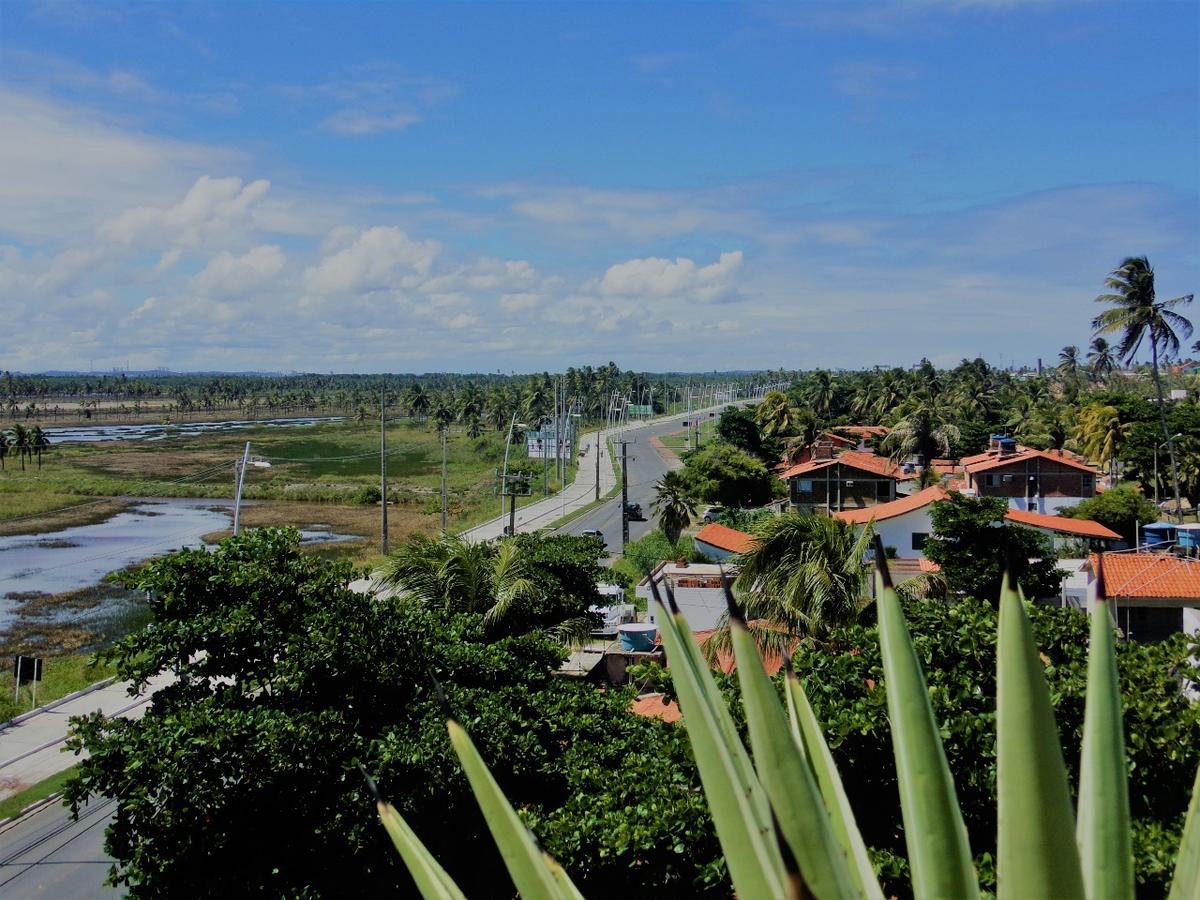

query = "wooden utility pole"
[[617, 438, 631, 549], [380, 387, 389, 555], [594, 431, 601, 501], [440, 425, 448, 532]]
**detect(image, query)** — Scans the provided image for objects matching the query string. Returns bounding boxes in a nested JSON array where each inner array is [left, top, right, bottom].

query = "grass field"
[[658, 418, 718, 452], [0, 655, 117, 724]]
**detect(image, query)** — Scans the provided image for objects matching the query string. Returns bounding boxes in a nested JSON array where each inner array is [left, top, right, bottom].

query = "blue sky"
[[1, 0, 1196, 373]]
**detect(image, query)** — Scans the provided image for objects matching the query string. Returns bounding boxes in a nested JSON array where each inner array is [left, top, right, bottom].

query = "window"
[[876, 480, 892, 500], [984, 474, 998, 488], [911, 532, 929, 551], [798, 479, 813, 493]]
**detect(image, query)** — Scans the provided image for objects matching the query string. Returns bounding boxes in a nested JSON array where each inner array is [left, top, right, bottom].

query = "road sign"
[[13, 656, 42, 685]]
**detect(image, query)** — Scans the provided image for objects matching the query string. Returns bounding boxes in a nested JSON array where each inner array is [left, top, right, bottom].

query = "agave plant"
[[372, 538, 1200, 899]]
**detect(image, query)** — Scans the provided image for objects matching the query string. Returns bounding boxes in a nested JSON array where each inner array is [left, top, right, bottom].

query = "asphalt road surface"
[[0, 797, 117, 898], [557, 411, 721, 553]]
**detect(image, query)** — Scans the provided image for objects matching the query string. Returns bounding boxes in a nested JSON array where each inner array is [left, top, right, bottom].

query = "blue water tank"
[[618, 623, 658, 652], [1141, 522, 1177, 548], [1177, 525, 1200, 550]]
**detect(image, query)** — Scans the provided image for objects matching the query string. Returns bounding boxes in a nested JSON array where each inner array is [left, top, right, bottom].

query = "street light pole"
[[233, 440, 251, 535], [501, 412, 519, 517]]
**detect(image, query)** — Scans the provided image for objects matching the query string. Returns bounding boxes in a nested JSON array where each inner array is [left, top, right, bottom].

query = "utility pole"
[[233, 441, 251, 535], [380, 387, 389, 555], [440, 425, 448, 532], [617, 438, 631, 549], [594, 430, 601, 501]]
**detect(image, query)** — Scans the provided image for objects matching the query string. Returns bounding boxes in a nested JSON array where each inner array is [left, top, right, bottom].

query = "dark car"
[[623, 502, 645, 521], [581, 528, 604, 542]]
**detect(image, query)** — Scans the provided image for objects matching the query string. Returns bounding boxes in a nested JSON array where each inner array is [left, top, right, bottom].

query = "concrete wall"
[[871, 508, 935, 559]]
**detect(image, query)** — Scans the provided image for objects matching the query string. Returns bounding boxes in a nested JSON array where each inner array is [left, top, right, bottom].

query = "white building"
[[637, 562, 731, 631]]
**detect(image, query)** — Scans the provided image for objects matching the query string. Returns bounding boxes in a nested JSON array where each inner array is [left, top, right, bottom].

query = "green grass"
[[0, 766, 77, 821], [659, 418, 718, 452], [0, 655, 117, 723]]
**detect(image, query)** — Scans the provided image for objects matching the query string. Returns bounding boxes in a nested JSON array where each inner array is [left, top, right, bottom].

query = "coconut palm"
[[0, 431, 7, 471], [704, 514, 875, 661], [1093, 256, 1193, 517], [404, 382, 430, 421], [807, 371, 836, 417], [376, 533, 587, 640], [1086, 337, 1116, 382], [29, 426, 49, 469], [6, 423, 29, 471], [882, 405, 960, 467], [754, 391, 799, 439], [652, 471, 697, 545], [1057, 345, 1081, 383], [464, 413, 484, 439], [1074, 404, 1129, 482]]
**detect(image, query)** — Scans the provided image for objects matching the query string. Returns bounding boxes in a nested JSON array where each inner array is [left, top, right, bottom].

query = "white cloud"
[[500, 292, 541, 312], [320, 109, 421, 136], [599, 251, 744, 303], [303, 226, 440, 294], [101, 175, 271, 248], [191, 244, 286, 296]]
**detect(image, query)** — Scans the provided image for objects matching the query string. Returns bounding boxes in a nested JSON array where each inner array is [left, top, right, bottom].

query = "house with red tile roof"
[[780, 447, 902, 514], [694, 522, 756, 560], [833, 485, 1121, 560], [1083, 552, 1200, 641], [961, 437, 1099, 514]]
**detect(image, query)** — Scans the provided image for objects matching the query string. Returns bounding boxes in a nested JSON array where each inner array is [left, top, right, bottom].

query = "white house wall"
[[868, 508, 935, 559], [642, 587, 727, 631]]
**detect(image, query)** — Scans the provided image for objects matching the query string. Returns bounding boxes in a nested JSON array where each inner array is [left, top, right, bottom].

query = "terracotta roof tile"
[[1091, 552, 1200, 600], [965, 448, 1099, 476], [694, 522, 757, 555], [630, 693, 682, 724], [833, 485, 948, 524], [1005, 509, 1120, 540], [780, 450, 902, 481]]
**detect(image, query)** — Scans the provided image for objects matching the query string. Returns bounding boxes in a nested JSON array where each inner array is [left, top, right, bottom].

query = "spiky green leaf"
[[1077, 600, 1133, 900], [874, 569, 979, 899], [996, 573, 1085, 899], [1168, 764, 1200, 900], [375, 800, 467, 900]]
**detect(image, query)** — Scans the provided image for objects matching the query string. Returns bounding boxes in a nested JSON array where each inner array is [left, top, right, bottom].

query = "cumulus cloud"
[[191, 244, 286, 296], [599, 251, 744, 303], [303, 226, 440, 294], [101, 175, 271, 248]]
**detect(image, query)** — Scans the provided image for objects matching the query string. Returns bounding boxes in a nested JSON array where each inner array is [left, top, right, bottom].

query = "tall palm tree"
[[1086, 337, 1116, 382], [704, 514, 875, 660], [882, 405, 960, 466], [652, 471, 697, 546], [807, 371, 836, 418], [1093, 256, 1193, 518], [6, 423, 29, 471], [754, 390, 799, 439], [0, 431, 8, 470], [1073, 403, 1129, 482], [29, 426, 49, 469], [1057, 345, 1081, 383]]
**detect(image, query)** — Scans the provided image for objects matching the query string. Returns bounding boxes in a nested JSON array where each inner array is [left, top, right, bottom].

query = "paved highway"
[[0, 797, 116, 898], [556, 410, 722, 553]]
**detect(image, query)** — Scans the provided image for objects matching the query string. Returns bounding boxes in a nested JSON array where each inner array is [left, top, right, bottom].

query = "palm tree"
[[652, 471, 697, 545], [464, 413, 484, 439], [1086, 337, 1116, 382], [6, 423, 28, 471], [29, 426, 49, 469], [1093, 256, 1193, 518], [404, 383, 430, 421], [704, 514, 875, 660], [807, 371, 836, 417], [0, 431, 7, 470], [377, 534, 553, 636], [754, 391, 799, 439], [1073, 403, 1129, 482], [882, 405, 960, 467], [1057, 346, 1081, 383]]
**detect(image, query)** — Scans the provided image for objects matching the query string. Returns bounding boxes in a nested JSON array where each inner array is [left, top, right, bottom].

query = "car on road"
[[702, 506, 724, 523], [581, 529, 604, 541], [623, 502, 645, 521]]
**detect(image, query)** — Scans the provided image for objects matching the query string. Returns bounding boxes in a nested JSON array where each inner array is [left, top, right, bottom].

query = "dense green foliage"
[[679, 442, 778, 509], [1060, 483, 1160, 544], [791, 599, 1200, 897], [925, 493, 1066, 601], [64, 530, 722, 897]]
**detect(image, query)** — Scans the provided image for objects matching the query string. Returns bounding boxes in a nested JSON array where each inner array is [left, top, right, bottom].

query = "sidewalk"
[[0, 672, 174, 802]]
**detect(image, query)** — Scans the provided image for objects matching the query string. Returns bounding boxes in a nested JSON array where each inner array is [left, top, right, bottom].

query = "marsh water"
[[44, 415, 345, 443]]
